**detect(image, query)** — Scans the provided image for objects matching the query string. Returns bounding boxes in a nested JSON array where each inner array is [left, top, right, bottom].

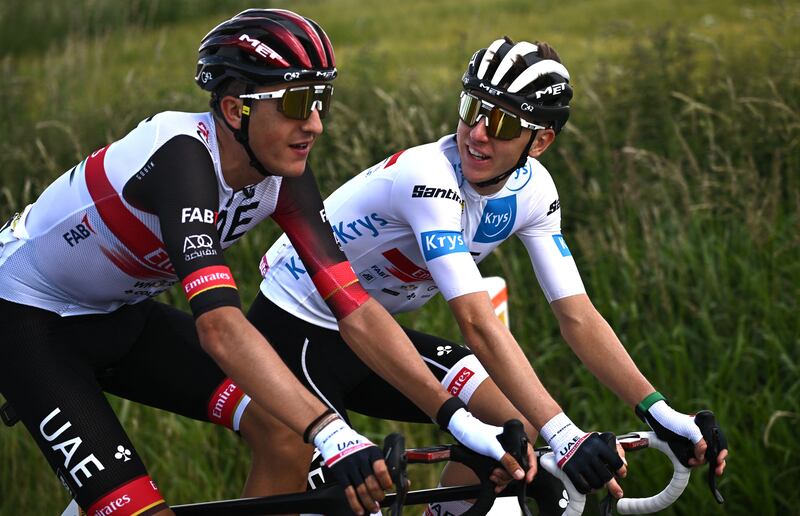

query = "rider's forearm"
[[337, 299, 451, 418], [196, 306, 329, 435], [456, 310, 562, 429], [553, 296, 654, 407]]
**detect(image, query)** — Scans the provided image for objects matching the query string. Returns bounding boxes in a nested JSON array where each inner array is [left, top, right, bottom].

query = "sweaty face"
[[245, 83, 325, 177], [456, 99, 533, 190]]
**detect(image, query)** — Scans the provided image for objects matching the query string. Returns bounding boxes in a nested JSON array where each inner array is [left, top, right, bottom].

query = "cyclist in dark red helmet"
[[0, 10, 535, 516]]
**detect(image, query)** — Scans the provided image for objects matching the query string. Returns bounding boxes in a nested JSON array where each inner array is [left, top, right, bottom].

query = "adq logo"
[[183, 234, 213, 253]]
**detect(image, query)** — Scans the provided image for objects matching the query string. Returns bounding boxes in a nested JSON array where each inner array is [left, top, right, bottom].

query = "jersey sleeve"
[[271, 164, 369, 320], [515, 176, 586, 303], [122, 135, 240, 316], [389, 155, 485, 301]]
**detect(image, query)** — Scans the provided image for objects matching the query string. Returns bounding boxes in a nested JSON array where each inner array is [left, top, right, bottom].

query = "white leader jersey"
[[260, 134, 586, 330]]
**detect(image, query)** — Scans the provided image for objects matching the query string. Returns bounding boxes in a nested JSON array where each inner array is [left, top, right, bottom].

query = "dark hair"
[[209, 79, 247, 119]]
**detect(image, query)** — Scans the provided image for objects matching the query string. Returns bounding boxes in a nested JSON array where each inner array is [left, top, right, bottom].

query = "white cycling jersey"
[[0, 111, 281, 315], [260, 134, 585, 330]]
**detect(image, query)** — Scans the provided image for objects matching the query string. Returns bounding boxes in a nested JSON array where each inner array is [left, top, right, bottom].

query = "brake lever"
[[597, 432, 619, 516], [383, 433, 408, 516], [496, 419, 533, 516], [694, 411, 725, 504]]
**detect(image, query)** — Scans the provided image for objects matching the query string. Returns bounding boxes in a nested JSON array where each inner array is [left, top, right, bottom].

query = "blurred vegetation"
[[1, 0, 798, 514]]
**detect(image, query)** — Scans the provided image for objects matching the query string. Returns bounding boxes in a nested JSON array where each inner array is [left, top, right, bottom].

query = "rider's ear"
[[529, 128, 556, 158], [219, 96, 243, 130]]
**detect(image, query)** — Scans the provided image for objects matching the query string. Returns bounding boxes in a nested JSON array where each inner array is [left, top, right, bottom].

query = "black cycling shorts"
[[0, 297, 231, 513], [247, 292, 478, 424], [248, 294, 570, 516]]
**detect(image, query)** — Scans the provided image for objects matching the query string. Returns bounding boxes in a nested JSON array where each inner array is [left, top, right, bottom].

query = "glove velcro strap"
[[435, 397, 467, 432], [636, 391, 667, 418]]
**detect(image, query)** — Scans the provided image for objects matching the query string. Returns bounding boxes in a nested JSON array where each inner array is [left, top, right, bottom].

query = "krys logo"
[[421, 230, 468, 261], [474, 196, 516, 243]]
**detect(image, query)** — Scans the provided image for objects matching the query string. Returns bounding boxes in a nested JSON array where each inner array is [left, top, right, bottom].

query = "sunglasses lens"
[[280, 86, 333, 120], [459, 94, 482, 125], [317, 86, 332, 119], [281, 87, 313, 120], [488, 109, 522, 140], [459, 93, 522, 140]]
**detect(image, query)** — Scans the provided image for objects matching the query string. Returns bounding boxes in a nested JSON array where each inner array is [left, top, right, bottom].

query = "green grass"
[[1, 1, 799, 514]]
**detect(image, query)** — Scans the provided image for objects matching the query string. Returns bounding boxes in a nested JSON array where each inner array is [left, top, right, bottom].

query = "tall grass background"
[[0, 0, 797, 514]]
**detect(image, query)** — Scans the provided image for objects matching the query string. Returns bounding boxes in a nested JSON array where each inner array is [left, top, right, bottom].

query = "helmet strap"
[[219, 84, 273, 177], [473, 130, 537, 188]]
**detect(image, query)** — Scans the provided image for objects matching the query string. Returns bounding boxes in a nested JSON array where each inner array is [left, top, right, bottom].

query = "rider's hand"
[[600, 431, 628, 499], [635, 392, 728, 475], [312, 417, 393, 515], [540, 412, 625, 495], [436, 398, 528, 482], [489, 441, 537, 493]]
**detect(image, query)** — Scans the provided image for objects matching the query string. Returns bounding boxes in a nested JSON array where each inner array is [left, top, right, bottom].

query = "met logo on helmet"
[[478, 82, 503, 96], [535, 82, 568, 99], [237, 34, 284, 61], [474, 196, 517, 243]]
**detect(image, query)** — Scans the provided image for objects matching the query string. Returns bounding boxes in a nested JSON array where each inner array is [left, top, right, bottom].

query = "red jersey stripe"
[[382, 248, 432, 282], [85, 145, 174, 280]]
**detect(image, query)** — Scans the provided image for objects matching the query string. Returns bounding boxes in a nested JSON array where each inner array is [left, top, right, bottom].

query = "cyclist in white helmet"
[[0, 12, 535, 516], [248, 36, 728, 514]]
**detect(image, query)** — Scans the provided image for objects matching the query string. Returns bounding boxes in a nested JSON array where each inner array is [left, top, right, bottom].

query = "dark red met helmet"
[[195, 9, 336, 92]]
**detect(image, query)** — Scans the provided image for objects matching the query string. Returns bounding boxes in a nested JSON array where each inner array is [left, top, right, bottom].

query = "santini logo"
[[412, 185, 463, 204]]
